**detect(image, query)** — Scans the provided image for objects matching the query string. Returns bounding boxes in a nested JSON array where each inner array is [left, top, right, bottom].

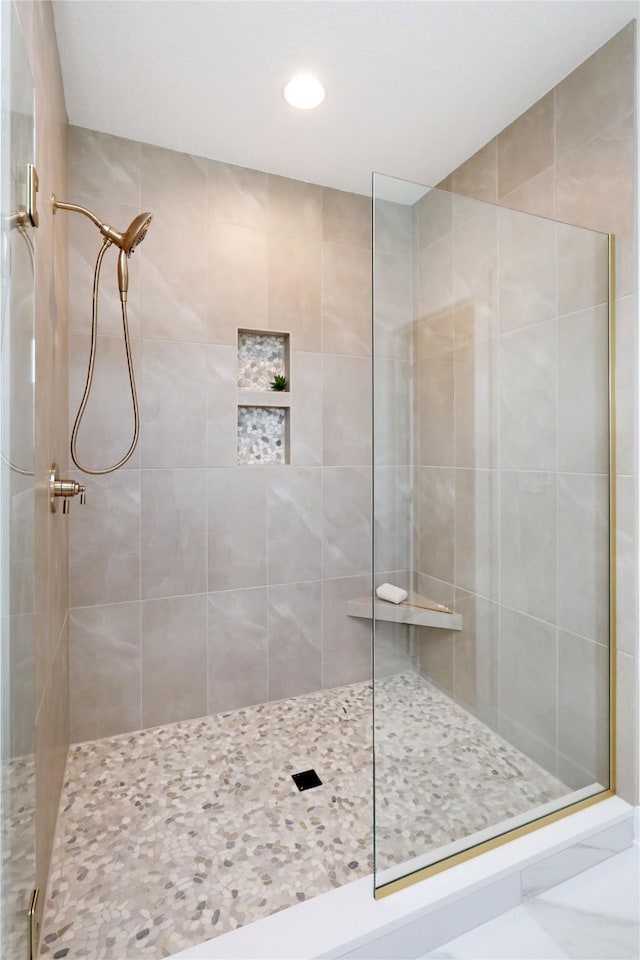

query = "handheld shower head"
[[121, 212, 153, 255], [117, 213, 153, 300], [52, 197, 153, 300]]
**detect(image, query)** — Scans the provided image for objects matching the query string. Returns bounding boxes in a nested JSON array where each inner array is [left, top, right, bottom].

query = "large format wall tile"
[[497, 92, 554, 198], [416, 466, 455, 583], [454, 468, 499, 601], [268, 234, 321, 351], [558, 630, 609, 785], [557, 305, 609, 475], [69, 333, 141, 471], [615, 296, 638, 478], [206, 344, 237, 467], [290, 351, 322, 466], [322, 355, 371, 466], [207, 587, 268, 712], [69, 470, 140, 608], [415, 187, 453, 249], [500, 166, 556, 221], [374, 198, 413, 257], [417, 628, 455, 695], [498, 206, 556, 333], [374, 358, 412, 467], [267, 175, 322, 239], [208, 468, 266, 590], [556, 112, 634, 247], [139, 144, 208, 342], [555, 25, 634, 161], [68, 135, 384, 737], [208, 221, 268, 344], [500, 607, 557, 751], [374, 466, 412, 574], [558, 473, 609, 643], [454, 589, 499, 729], [556, 221, 609, 318], [322, 467, 371, 579], [267, 581, 322, 700], [499, 320, 557, 472], [375, 619, 412, 677], [321, 575, 371, 688], [70, 602, 141, 742], [140, 339, 207, 468], [414, 237, 454, 359], [454, 337, 498, 470], [322, 188, 371, 249], [416, 352, 454, 467], [373, 249, 413, 362], [451, 139, 497, 204], [616, 476, 637, 657], [616, 652, 639, 802], [499, 715, 557, 778], [500, 471, 557, 624], [69, 125, 140, 207], [267, 467, 322, 584], [322, 242, 371, 356], [141, 594, 207, 727], [208, 159, 268, 231], [452, 203, 498, 345], [141, 469, 207, 600], [410, 22, 637, 802]]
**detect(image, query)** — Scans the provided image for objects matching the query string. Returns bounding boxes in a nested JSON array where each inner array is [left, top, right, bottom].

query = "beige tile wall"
[[15, 0, 70, 936], [67, 128, 409, 742], [413, 23, 638, 802]]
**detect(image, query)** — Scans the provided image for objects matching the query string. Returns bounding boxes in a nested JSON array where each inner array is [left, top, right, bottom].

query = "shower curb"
[[171, 796, 635, 959]]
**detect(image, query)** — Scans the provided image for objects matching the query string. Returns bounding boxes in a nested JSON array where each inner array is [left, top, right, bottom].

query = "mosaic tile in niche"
[[237, 332, 287, 391], [237, 406, 287, 464]]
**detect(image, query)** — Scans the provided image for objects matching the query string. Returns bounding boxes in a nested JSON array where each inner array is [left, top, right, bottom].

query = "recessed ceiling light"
[[283, 74, 326, 110]]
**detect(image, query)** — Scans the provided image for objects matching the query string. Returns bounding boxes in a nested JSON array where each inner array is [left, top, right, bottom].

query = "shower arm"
[[52, 195, 127, 247]]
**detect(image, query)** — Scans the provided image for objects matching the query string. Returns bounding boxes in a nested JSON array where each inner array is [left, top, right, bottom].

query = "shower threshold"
[[40, 674, 572, 960]]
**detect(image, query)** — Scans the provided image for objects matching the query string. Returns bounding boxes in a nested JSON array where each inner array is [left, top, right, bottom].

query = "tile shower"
[[66, 130, 381, 738], [27, 17, 638, 960]]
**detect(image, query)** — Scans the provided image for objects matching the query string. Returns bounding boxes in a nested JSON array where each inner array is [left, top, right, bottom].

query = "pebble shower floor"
[[40, 674, 566, 959]]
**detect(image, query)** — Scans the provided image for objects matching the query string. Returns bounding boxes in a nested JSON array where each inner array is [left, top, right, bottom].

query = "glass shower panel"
[[372, 174, 612, 894], [1, 3, 37, 954]]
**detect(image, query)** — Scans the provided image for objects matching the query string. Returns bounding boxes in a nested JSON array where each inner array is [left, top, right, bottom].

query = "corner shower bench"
[[347, 592, 463, 630]]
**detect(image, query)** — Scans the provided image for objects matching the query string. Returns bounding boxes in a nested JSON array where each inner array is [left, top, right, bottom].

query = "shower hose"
[[70, 238, 139, 474]]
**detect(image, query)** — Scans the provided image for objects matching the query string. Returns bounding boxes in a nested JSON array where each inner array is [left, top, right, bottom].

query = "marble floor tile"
[[423, 847, 640, 960], [40, 674, 569, 960]]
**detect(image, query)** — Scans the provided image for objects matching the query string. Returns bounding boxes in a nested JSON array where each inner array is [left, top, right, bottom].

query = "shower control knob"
[[49, 463, 87, 514]]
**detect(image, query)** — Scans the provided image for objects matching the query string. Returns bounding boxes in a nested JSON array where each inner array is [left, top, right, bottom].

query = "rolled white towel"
[[376, 582, 408, 604]]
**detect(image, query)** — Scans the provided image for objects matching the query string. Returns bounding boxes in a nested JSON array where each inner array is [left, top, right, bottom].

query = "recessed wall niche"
[[236, 329, 291, 465], [237, 406, 288, 464], [237, 330, 289, 390]]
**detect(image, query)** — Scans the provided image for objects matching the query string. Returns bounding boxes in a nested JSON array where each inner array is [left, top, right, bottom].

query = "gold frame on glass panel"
[[374, 233, 617, 900]]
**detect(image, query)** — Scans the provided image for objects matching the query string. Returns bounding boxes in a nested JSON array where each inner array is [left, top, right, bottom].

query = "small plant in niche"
[[270, 374, 289, 392]]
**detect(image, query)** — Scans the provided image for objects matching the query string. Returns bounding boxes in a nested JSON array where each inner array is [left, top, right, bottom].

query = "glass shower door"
[[1, 3, 37, 954], [372, 173, 613, 895]]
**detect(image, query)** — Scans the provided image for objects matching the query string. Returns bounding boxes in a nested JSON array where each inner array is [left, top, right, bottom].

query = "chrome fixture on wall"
[[52, 196, 153, 474], [49, 463, 86, 514]]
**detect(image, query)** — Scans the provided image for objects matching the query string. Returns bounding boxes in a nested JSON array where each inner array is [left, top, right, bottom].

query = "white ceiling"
[[52, 0, 638, 197]]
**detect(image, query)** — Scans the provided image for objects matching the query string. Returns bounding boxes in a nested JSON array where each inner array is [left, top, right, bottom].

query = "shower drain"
[[292, 769, 322, 791]]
